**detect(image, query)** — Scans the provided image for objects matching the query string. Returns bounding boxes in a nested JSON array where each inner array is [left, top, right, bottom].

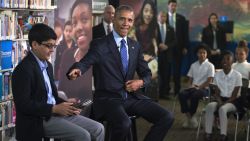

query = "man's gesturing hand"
[[67, 69, 81, 80]]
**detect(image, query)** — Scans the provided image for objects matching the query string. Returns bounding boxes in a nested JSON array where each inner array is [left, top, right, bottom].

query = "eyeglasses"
[[40, 43, 57, 49]]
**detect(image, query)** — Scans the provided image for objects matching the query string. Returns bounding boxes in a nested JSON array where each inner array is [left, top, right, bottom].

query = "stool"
[[105, 115, 138, 141]]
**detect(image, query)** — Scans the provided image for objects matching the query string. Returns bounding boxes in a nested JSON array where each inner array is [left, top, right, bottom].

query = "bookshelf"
[[0, 0, 56, 140]]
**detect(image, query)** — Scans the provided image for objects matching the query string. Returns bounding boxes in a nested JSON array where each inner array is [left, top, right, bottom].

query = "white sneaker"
[[190, 116, 198, 128]]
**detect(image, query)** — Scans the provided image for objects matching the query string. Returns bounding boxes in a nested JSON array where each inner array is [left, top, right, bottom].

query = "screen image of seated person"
[[58, 0, 93, 102], [11, 23, 104, 141], [204, 51, 242, 141], [67, 5, 174, 141]]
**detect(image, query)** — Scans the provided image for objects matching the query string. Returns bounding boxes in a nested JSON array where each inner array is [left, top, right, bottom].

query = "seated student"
[[179, 44, 215, 128], [204, 51, 242, 141], [11, 23, 104, 141], [232, 40, 250, 111], [232, 40, 250, 86]]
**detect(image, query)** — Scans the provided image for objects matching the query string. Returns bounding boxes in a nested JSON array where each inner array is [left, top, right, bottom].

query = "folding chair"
[[196, 84, 240, 141]]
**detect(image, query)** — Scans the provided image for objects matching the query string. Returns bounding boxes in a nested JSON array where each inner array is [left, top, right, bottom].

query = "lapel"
[[100, 23, 106, 35], [127, 38, 136, 78], [107, 34, 126, 77], [46, 63, 57, 96]]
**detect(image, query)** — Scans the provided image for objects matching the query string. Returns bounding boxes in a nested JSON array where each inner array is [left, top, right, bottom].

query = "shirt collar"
[[103, 21, 113, 27], [158, 22, 166, 26], [112, 29, 128, 47], [31, 50, 48, 71], [236, 60, 247, 64], [222, 69, 233, 78], [168, 12, 176, 17], [199, 59, 208, 65]]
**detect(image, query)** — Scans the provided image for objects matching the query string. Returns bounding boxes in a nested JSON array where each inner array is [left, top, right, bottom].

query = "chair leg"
[[247, 119, 250, 141], [196, 109, 204, 141], [234, 113, 239, 141]]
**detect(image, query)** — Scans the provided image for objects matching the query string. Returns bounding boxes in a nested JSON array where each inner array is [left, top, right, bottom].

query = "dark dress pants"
[[93, 95, 174, 141], [179, 88, 208, 116]]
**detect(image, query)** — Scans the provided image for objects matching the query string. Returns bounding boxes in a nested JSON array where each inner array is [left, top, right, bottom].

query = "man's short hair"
[[114, 5, 134, 18], [28, 23, 57, 47], [64, 20, 72, 29], [168, 0, 177, 4]]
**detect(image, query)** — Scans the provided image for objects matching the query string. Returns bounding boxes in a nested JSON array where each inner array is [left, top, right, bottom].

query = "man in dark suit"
[[12, 23, 104, 141], [68, 5, 174, 141], [167, 0, 189, 95], [92, 5, 115, 40], [157, 11, 176, 99]]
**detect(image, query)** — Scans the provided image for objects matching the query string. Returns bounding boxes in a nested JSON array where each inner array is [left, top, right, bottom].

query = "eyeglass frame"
[[40, 43, 57, 49]]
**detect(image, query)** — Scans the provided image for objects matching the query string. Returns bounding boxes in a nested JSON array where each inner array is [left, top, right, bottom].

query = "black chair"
[[104, 115, 138, 141]]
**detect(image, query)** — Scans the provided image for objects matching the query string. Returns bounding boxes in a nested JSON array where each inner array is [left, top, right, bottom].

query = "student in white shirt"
[[232, 40, 250, 86], [204, 51, 242, 141], [232, 40, 250, 113], [179, 44, 215, 128]]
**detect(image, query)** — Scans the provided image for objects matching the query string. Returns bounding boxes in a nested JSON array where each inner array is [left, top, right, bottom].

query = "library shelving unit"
[[0, 0, 56, 140]]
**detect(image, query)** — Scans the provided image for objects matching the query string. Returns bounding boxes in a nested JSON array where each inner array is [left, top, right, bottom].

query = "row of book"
[[0, 72, 12, 102], [0, 0, 57, 9], [0, 100, 15, 131], [0, 11, 18, 40], [0, 40, 29, 101], [0, 11, 50, 40]]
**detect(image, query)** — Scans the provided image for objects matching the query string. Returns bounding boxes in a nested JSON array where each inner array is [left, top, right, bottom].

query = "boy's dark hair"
[[64, 20, 72, 29], [28, 23, 57, 47], [168, 0, 177, 4], [221, 50, 234, 61], [70, 0, 91, 18], [195, 43, 211, 58]]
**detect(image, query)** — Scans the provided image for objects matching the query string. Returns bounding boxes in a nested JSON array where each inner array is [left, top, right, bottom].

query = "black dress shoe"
[[204, 133, 212, 141], [220, 134, 228, 141]]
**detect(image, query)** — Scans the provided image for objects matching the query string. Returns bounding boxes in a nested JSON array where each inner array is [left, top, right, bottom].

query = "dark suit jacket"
[[168, 13, 189, 55], [157, 23, 176, 61], [92, 22, 106, 40], [12, 52, 65, 141], [201, 25, 227, 51], [68, 33, 152, 117]]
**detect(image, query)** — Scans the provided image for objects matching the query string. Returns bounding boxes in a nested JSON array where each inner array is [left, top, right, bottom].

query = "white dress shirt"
[[214, 69, 242, 97], [103, 21, 113, 35], [187, 59, 215, 86]]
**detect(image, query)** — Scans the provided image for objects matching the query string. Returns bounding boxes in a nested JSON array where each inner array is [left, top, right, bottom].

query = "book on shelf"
[[0, 101, 15, 130], [0, 0, 56, 9], [12, 40, 29, 67], [0, 11, 17, 40], [2, 71, 11, 101], [0, 73, 2, 102], [0, 40, 12, 70]]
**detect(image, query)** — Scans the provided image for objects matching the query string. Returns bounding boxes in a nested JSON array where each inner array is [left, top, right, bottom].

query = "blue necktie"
[[120, 39, 128, 73]]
